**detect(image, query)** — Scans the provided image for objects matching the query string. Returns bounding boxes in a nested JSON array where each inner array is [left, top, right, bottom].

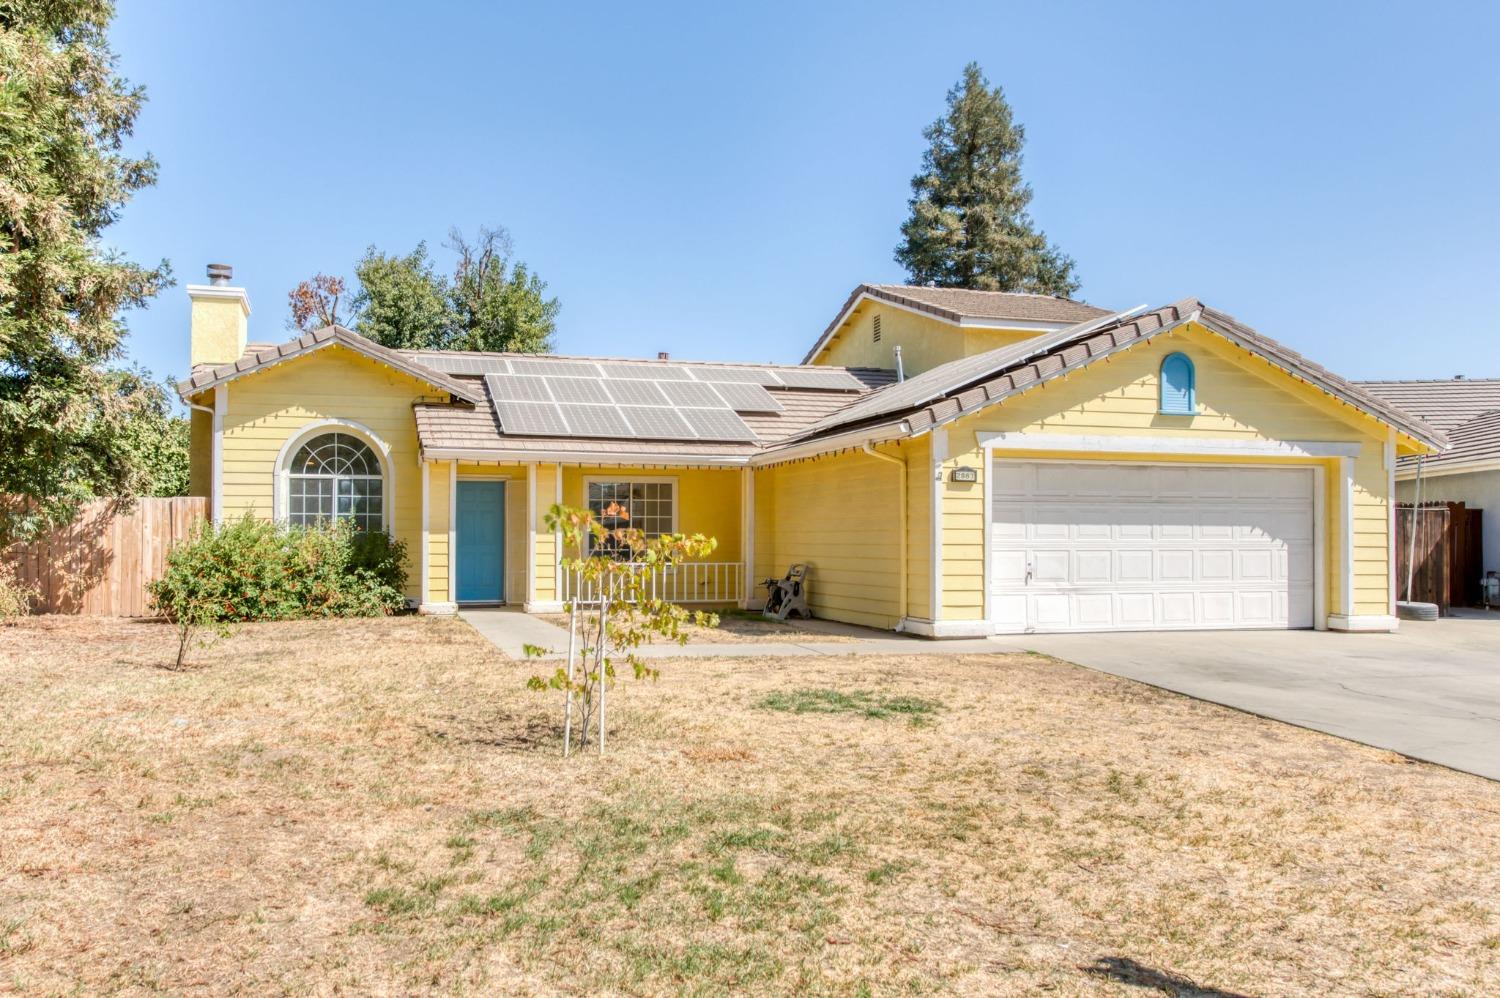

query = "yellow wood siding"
[[218, 344, 440, 601], [426, 462, 452, 604], [755, 440, 925, 630], [815, 301, 1043, 376], [936, 322, 1396, 621], [188, 405, 212, 499], [904, 434, 933, 621]]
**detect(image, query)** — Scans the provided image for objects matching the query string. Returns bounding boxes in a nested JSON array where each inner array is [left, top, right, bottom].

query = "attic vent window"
[[1159, 352, 1196, 415], [872, 314, 882, 342]]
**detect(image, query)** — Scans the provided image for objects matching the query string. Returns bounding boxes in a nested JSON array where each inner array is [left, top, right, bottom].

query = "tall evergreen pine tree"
[[895, 63, 1078, 296]]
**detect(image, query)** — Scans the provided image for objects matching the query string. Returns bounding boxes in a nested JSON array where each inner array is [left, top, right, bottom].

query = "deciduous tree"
[[0, 0, 172, 544]]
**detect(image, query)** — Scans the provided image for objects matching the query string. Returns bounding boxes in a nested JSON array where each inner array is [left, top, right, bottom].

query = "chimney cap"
[[206, 263, 233, 286], [657, 351, 670, 361]]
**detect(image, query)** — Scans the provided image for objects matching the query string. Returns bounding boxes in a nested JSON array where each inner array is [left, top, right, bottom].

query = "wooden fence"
[[1395, 501, 1483, 614], [3, 498, 207, 616]]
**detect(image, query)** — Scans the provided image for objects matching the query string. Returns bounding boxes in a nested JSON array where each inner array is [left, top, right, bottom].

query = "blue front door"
[[456, 481, 505, 603]]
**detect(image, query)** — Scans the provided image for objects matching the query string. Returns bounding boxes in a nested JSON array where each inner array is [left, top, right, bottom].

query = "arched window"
[[1159, 352, 1196, 415], [286, 432, 385, 531]]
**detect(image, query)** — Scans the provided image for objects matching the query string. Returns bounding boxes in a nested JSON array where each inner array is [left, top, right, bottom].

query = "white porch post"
[[930, 427, 947, 624], [526, 463, 537, 606], [447, 461, 457, 606]]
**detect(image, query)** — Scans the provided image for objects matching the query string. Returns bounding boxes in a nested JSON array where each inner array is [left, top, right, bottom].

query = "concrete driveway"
[[1000, 610, 1500, 781]]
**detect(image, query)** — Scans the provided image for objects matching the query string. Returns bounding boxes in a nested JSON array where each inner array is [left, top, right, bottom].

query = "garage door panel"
[[1117, 593, 1155, 626], [990, 461, 1315, 633], [1074, 550, 1113, 584], [1159, 550, 1195, 582]]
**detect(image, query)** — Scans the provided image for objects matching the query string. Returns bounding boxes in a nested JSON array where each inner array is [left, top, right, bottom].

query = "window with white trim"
[[586, 480, 674, 557], [286, 432, 385, 531]]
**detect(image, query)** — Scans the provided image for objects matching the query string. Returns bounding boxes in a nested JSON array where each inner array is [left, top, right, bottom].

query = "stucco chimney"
[[187, 263, 252, 367]]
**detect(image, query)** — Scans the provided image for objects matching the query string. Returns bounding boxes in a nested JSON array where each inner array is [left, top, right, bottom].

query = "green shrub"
[[149, 516, 408, 625], [0, 563, 37, 620]]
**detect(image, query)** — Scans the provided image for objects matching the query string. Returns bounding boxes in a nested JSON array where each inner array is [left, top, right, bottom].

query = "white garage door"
[[989, 461, 1315, 633]]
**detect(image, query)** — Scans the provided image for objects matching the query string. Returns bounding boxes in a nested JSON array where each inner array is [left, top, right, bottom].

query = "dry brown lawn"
[[1, 616, 1498, 996]]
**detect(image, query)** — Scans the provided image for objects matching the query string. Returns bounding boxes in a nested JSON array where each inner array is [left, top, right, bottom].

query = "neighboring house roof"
[[1410, 410, 1500, 474], [1357, 378, 1500, 476], [1356, 378, 1500, 431], [802, 283, 1112, 364], [778, 300, 1448, 453], [178, 325, 486, 405]]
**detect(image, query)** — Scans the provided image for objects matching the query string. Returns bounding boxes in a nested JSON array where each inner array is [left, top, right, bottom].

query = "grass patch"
[[755, 687, 942, 723]]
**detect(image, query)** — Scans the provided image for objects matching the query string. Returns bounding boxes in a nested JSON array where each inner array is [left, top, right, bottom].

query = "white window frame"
[[581, 475, 678, 556], [274, 419, 395, 532]]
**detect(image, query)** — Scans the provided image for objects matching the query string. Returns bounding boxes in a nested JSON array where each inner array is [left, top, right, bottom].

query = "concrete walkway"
[[459, 608, 1002, 660]]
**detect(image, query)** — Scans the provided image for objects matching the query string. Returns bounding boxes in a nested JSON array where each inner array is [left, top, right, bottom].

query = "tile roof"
[[773, 300, 1447, 453], [178, 326, 484, 404], [863, 284, 1113, 324], [803, 283, 1112, 363], [1414, 410, 1500, 472], [1356, 378, 1500, 432]]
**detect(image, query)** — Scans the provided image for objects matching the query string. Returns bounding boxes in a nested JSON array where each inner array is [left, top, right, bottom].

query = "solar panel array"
[[483, 374, 762, 442], [403, 352, 868, 443], [408, 352, 865, 390]]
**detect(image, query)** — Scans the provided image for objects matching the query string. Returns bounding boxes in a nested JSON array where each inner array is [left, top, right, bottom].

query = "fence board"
[[1395, 501, 1484, 614], [2, 498, 207, 616]]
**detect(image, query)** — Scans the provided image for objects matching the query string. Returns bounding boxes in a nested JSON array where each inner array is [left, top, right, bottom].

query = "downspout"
[[863, 442, 908, 630], [1404, 454, 1426, 603]]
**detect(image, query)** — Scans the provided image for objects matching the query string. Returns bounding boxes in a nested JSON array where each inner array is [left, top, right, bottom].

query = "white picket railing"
[[560, 561, 744, 604]]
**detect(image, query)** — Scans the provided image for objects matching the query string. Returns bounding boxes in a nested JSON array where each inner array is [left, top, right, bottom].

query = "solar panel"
[[619, 406, 696, 440], [509, 358, 603, 378], [774, 368, 864, 391], [600, 362, 692, 381], [707, 382, 782, 413], [412, 354, 509, 375], [544, 376, 612, 404], [679, 408, 757, 442], [484, 373, 553, 402], [494, 400, 569, 435], [658, 381, 728, 408], [557, 403, 633, 437], [604, 380, 671, 406], [690, 366, 780, 385]]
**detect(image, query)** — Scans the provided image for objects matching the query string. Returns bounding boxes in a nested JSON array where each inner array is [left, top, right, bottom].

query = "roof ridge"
[[868, 283, 1087, 302]]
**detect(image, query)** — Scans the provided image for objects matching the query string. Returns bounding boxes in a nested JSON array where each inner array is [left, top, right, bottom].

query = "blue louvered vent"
[[1159, 352, 1196, 415]]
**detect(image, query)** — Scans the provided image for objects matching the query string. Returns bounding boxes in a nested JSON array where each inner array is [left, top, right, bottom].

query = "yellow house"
[[178, 271, 1444, 635]]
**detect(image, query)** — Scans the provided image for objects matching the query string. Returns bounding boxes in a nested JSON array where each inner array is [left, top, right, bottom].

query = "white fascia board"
[[976, 431, 1364, 459], [421, 448, 751, 467], [1395, 459, 1500, 481], [955, 316, 1068, 332], [751, 422, 912, 466]]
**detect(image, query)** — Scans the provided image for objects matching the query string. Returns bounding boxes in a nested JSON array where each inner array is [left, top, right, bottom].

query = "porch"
[[417, 461, 756, 614]]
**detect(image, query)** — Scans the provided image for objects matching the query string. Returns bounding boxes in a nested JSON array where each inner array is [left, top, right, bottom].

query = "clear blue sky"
[[109, 1, 1500, 385]]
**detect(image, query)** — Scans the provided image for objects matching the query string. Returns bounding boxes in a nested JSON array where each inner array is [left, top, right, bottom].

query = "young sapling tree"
[[527, 502, 718, 754]]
